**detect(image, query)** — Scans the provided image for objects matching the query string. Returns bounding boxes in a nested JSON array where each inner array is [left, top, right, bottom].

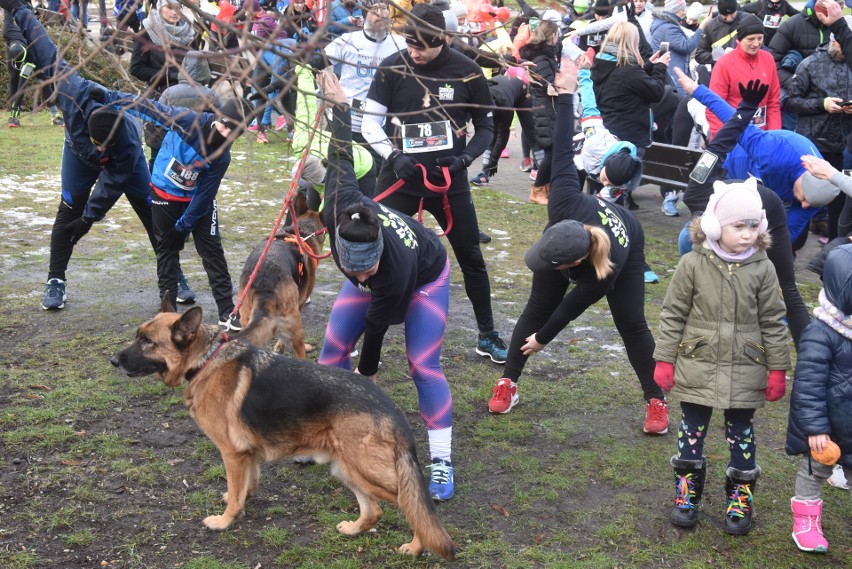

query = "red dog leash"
[[374, 164, 454, 237]]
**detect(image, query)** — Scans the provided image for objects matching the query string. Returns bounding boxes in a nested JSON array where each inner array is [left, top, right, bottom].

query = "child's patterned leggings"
[[678, 402, 757, 470], [319, 259, 452, 431]]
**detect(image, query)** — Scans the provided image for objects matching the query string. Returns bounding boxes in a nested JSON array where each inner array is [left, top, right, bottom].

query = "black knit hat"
[[603, 149, 642, 188], [87, 106, 124, 147], [593, 0, 612, 15], [404, 3, 446, 49], [216, 97, 252, 131], [717, 0, 738, 16], [737, 14, 764, 40]]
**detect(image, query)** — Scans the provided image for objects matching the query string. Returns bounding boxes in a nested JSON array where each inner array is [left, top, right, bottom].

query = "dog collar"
[[185, 333, 229, 381]]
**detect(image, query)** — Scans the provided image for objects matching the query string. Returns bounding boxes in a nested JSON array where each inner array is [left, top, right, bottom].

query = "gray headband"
[[336, 229, 384, 273]]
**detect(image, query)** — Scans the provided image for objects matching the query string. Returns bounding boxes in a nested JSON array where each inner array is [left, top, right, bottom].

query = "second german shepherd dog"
[[237, 191, 326, 358], [110, 301, 455, 560]]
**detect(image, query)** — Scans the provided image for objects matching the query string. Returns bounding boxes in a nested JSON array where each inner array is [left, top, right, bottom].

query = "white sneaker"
[[827, 464, 849, 490]]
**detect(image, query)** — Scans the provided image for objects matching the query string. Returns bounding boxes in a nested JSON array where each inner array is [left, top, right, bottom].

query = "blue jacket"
[[649, 11, 704, 88], [11, 5, 149, 221], [694, 84, 822, 243], [328, 0, 362, 37], [102, 91, 230, 235], [786, 245, 852, 470]]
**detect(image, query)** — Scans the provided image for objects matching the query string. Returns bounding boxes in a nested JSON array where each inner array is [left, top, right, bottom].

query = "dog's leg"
[[398, 535, 425, 557], [204, 450, 253, 530], [336, 486, 383, 536]]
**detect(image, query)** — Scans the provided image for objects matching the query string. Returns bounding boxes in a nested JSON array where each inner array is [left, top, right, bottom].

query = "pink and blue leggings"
[[319, 260, 452, 431]]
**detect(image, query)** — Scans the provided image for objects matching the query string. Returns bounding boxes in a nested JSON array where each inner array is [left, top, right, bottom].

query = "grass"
[[0, 111, 849, 569]]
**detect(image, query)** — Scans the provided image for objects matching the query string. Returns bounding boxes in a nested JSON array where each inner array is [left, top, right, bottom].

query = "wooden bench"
[[640, 142, 703, 191], [35, 7, 66, 27]]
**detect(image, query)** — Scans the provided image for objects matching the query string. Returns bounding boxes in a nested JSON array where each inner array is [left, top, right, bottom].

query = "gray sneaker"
[[42, 278, 66, 310], [176, 273, 196, 304]]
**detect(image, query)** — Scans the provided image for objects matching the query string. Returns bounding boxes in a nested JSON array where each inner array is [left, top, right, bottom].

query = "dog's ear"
[[160, 292, 177, 313], [172, 306, 203, 346], [292, 190, 309, 217]]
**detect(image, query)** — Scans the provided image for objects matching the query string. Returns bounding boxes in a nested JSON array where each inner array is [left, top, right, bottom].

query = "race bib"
[[351, 98, 367, 130], [763, 14, 781, 28], [165, 157, 200, 192], [752, 105, 767, 128], [401, 120, 453, 154], [587, 33, 604, 47]]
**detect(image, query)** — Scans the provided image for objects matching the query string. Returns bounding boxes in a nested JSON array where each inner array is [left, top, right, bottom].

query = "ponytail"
[[586, 225, 614, 280]]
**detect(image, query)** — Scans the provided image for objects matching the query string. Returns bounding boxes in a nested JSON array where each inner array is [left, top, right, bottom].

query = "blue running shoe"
[[644, 270, 660, 284], [429, 458, 455, 501], [42, 278, 66, 310], [176, 272, 196, 304], [476, 331, 508, 364]]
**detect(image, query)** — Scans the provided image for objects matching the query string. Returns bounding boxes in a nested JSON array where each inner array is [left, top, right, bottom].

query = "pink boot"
[[791, 498, 828, 552]]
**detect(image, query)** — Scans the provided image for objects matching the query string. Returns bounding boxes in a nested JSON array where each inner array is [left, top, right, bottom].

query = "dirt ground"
[[0, 128, 834, 568]]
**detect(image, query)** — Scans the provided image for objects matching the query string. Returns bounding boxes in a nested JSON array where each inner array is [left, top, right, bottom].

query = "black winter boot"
[[724, 466, 760, 535], [670, 456, 706, 528]]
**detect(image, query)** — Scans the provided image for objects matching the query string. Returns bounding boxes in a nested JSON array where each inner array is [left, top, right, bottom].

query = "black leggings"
[[377, 176, 495, 334], [502, 245, 663, 402], [482, 99, 535, 176]]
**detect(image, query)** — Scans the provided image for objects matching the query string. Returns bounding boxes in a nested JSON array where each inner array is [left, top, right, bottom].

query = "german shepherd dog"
[[110, 301, 455, 560], [237, 192, 325, 358]]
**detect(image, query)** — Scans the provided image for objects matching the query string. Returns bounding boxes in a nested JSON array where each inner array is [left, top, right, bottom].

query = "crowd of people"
[[2, 0, 851, 553]]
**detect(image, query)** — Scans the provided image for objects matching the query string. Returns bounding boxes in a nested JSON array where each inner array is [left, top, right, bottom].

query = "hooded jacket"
[[649, 10, 705, 86], [786, 245, 852, 470], [654, 220, 790, 410], [590, 52, 667, 148], [767, 1, 830, 89], [741, 0, 799, 45], [783, 45, 852, 155]]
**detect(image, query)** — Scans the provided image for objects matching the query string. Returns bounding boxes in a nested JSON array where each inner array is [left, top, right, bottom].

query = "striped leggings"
[[319, 259, 453, 431]]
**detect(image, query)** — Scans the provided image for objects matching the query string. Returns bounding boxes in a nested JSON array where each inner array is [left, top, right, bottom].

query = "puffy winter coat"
[[786, 245, 852, 470], [654, 224, 790, 410], [649, 10, 704, 87], [590, 53, 667, 148], [741, 0, 799, 45], [520, 41, 559, 150], [783, 46, 852, 155], [130, 30, 195, 96], [767, 5, 829, 89]]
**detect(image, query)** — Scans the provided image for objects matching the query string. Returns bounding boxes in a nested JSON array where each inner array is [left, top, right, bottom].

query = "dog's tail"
[[396, 450, 456, 560]]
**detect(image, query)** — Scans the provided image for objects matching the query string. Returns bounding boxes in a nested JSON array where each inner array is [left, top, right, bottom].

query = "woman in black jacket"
[[487, 59, 668, 438], [130, 0, 199, 97], [520, 20, 560, 205]]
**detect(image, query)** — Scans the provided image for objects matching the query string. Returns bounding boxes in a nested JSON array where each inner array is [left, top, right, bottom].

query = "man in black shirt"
[[361, 3, 510, 364]]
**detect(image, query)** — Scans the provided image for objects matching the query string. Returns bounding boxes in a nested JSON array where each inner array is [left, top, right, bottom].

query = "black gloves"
[[739, 79, 769, 107], [88, 86, 108, 104], [388, 150, 420, 181], [435, 154, 472, 175], [159, 227, 187, 252], [66, 216, 93, 244]]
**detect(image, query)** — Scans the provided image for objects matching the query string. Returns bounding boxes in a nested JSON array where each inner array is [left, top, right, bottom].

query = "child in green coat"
[[653, 178, 791, 534]]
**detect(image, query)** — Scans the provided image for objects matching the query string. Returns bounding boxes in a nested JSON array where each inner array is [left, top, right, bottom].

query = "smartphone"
[[816, 0, 828, 17], [841, 100, 852, 107], [689, 151, 719, 185], [659, 42, 670, 56]]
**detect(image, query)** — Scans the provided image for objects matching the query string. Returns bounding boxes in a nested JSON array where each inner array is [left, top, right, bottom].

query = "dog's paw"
[[203, 515, 234, 531], [336, 520, 363, 536], [304, 342, 315, 353], [398, 542, 423, 557], [221, 491, 229, 503]]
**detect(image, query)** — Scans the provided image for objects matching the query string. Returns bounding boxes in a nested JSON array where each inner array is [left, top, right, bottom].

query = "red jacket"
[[706, 45, 781, 138]]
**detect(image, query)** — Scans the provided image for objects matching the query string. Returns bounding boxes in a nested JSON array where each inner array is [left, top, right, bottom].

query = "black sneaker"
[[42, 278, 66, 310], [52, 114, 65, 127], [219, 313, 241, 331], [479, 230, 492, 244], [176, 273, 196, 304]]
